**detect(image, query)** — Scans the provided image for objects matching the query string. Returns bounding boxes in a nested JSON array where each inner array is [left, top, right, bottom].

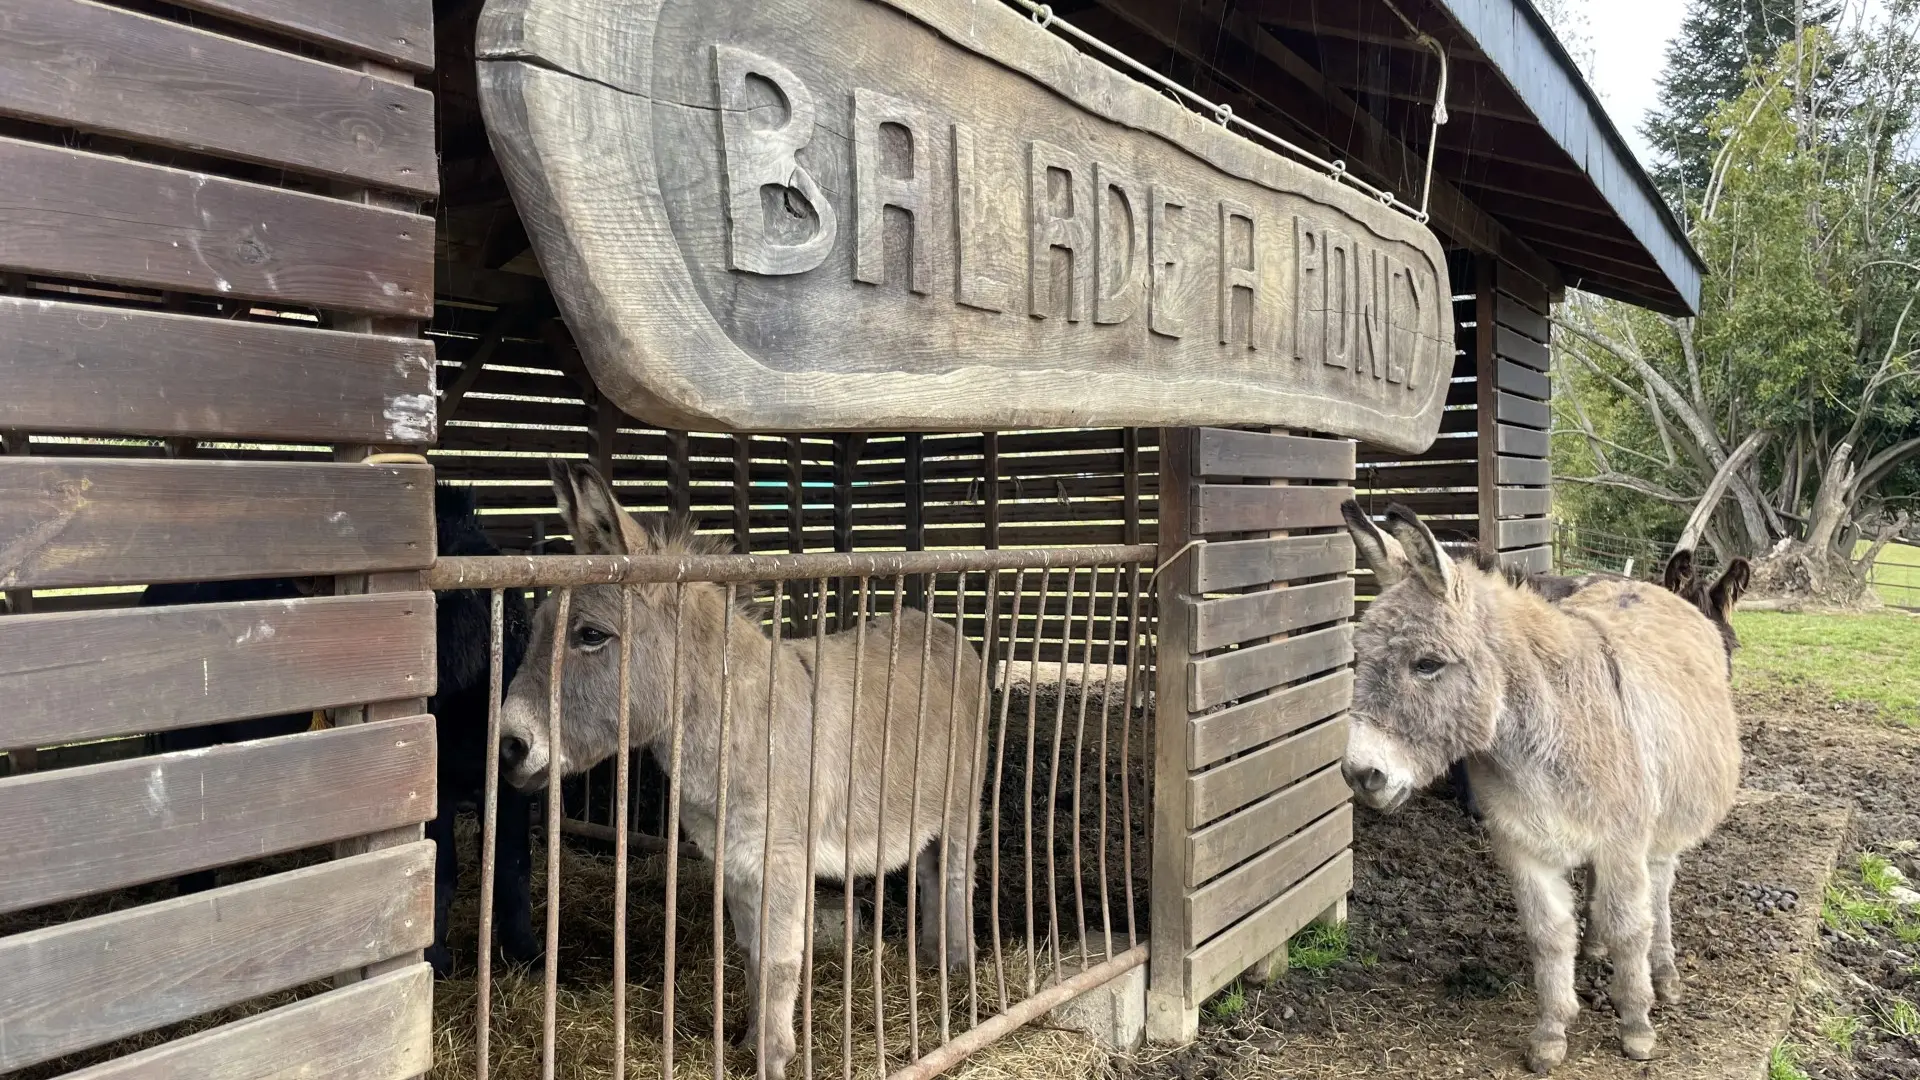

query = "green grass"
[[1731, 610, 1920, 724], [1880, 997, 1920, 1039], [1768, 1041, 1812, 1080], [1207, 982, 1247, 1021], [1286, 922, 1351, 973], [1818, 1012, 1865, 1056], [1856, 539, 1920, 608]]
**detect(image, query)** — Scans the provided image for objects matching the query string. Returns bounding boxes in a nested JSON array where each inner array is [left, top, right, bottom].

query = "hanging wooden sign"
[[476, 0, 1453, 450]]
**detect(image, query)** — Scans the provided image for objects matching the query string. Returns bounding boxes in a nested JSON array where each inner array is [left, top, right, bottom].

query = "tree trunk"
[[1804, 441, 1856, 555]]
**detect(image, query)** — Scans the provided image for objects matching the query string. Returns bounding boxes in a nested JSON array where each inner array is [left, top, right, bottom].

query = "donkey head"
[[1340, 501, 1504, 813], [498, 461, 690, 791], [1663, 548, 1750, 667]]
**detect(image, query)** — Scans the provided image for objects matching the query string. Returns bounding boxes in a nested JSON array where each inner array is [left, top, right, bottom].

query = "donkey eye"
[[1412, 656, 1447, 677], [574, 625, 611, 649]]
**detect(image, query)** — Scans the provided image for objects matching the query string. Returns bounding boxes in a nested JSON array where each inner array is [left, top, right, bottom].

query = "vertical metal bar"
[[1121, 566, 1144, 949], [964, 571, 999, 1031], [663, 585, 687, 1080], [987, 569, 1026, 1012], [757, 581, 787, 1072], [905, 570, 938, 1061], [1070, 567, 1101, 972], [801, 576, 830, 1080], [713, 584, 738, 1080], [542, 587, 572, 1080], [871, 575, 907, 1069], [841, 577, 872, 1080], [613, 587, 634, 1080], [477, 588, 505, 1080], [935, 571, 969, 1045], [1022, 570, 1052, 999], [1097, 567, 1125, 963], [1042, 566, 1076, 984]]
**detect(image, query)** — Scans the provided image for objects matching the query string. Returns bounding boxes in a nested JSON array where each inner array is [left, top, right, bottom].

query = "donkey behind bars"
[[1338, 501, 1740, 1072], [497, 462, 985, 1080]]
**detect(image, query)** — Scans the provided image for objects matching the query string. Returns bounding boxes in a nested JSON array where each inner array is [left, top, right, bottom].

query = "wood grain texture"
[[1191, 533, 1353, 592], [1186, 803, 1350, 945], [1187, 668, 1352, 770], [0, 593, 432, 749], [1187, 715, 1348, 828], [0, 296, 435, 442], [1496, 390, 1550, 429], [1496, 358, 1550, 400], [1495, 421, 1549, 459], [0, 0, 436, 194], [1192, 485, 1352, 535], [474, 0, 1452, 446], [0, 458, 432, 590], [1494, 291, 1549, 343], [1188, 623, 1353, 711], [0, 844, 434, 1072], [1496, 323, 1549, 370], [0, 716, 435, 915], [1497, 486, 1553, 518], [1499, 545, 1553, 574], [167, 0, 432, 70], [1147, 427, 1199, 1041], [1498, 455, 1551, 487], [1496, 516, 1553, 551], [1194, 428, 1355, 481], [55, 965, 433, 1080], [0, 136, 432, 317], [1188, 763, 1349, 886], [1186, 849, 1351, 1001], [1191, 577, 1352, 651]]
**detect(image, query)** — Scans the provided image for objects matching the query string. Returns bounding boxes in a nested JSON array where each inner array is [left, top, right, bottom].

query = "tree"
[[1642, 0, 1843, 207], [1554, 6, 1920, 602]]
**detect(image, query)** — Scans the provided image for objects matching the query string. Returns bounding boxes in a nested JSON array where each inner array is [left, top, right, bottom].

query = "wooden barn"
[[0, 0, 1699, 1076]]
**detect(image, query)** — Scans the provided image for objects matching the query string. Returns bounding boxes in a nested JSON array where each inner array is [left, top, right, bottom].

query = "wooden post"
[[984, 432, 1001, 550], [787, 435, 809, 632], [1146, 427, 1199, 1045], [732, 435, 754, 555], [3, 429, 36, 775], [1474, 255, 1500, 564], [667, 429, 691, 519], [905, 432, 926, 609]]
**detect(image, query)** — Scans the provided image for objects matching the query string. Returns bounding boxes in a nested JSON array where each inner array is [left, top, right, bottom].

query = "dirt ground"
[[1116, 685, 1918, 1080]]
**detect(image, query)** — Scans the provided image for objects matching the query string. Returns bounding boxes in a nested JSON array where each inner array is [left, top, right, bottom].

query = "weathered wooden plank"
[[1496, 267, 1552, 313], [1188, 763, 1350, 886], [1192, 485, 1353, 536], [1494, 291, 1550, 342], [1499, 545, 1553, 575], [1354, 461, 1480, 489], [168, 0, 433, 71], [1192, 533, 1354, 593], [0, 137, 433, 317], [1498, 455, 1551, 487], [1496, 324, 1550, 370], [1496, 391, 1550, 429], [1189, 709, 1348, 826], [1497, 358, 1551, 400], [1187, 803, 1351, 945], [1194, 428, 1355, 481], [1356, 434, 1478, 465], [57, 965, 433, 1080], [1497, 516, 1554, 551], [1189, 668, 1352, 770], [0, 296, 434, 442], [1186, 849, 1353, 1001], [1497, 486, 1553, 518], [1148, 427, 1200, 1042], [1188, 624, 1354, 712], [0, 459, 432, 590], [1191, 577, 1352, 652], [1495, 421, 1550, 459], [0, 593, 432, 749], [0, 716, 435, 915], [0, 844, 434, 1072], [0, 0, 436, 194]]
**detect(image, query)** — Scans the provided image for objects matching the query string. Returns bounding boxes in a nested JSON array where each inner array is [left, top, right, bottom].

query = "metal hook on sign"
[[1031, 3, 1053, 29], [1214, 102, 1234, 127]]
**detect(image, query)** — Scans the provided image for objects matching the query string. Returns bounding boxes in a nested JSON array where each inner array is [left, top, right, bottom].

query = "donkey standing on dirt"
[[1339, 501, 1741, 1072], [498, 462, 986, 1080]]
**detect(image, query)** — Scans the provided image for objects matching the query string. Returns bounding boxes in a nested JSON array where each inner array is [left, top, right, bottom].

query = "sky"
[[1572, 0, 1688, 171]]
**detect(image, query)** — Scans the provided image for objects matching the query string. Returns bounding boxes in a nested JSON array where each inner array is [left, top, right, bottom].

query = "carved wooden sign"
[[476, 0, 1452, 450]]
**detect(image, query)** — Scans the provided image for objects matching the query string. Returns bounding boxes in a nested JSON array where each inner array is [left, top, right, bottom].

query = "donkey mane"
[[631, 511, 735, 558]]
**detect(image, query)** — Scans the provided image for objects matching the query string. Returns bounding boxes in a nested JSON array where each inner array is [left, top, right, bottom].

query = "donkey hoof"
[[1654, 975, 1684, 1005], [1620, 1023, 1658, 1061], [1527, 1035, 1567, 1074]]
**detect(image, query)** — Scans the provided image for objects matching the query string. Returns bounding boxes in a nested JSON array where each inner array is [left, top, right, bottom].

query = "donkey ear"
[[1382, 503, 1458, 599], [548, 460, 641, 556], [1710, 558, 1751, 621], [1662, 549, 1695, 595], [1341, 499, 1410, 588]]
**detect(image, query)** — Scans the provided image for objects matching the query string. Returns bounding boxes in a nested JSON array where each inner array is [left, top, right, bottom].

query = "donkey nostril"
[[1362, 769, 1387, 792], [501, 737, 528, 767]]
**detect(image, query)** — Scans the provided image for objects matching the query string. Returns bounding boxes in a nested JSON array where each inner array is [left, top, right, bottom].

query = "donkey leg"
[[1592, 851, 1658, 1060], [494, 787, 543, 966], [728, 863, 804, 1079], [425, 795, 459, 978], [1502, 847, 1580, 1074], [1580, 863, 1609, 961], [1648, 855, 1682, 1005], [941, 804, 980, 970]]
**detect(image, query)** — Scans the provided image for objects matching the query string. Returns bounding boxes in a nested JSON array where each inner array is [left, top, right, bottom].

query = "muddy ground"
[[1118, 685, 1919, 1080]]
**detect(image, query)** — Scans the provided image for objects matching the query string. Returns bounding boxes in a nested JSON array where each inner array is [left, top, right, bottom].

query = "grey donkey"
[[1338, 500, 1741, 1072], [498, 462, 986, 1080]]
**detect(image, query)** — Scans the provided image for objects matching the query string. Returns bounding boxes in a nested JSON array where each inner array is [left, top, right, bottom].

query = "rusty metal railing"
[[442, 543, 1156, 1080]]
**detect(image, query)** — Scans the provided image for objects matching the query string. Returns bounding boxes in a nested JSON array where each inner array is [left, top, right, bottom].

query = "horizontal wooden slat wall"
[[1147, 427, 1355, 1044], [1478, 259, 1556, 574], [0, 0, 438, 1074]]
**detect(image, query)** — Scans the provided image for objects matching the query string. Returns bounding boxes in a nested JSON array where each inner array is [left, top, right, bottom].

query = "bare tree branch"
[[1678, 430, 1773, 550]]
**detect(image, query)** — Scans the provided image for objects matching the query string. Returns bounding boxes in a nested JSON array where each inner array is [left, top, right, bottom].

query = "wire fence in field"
[[1553, 524, 1920, 610]]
